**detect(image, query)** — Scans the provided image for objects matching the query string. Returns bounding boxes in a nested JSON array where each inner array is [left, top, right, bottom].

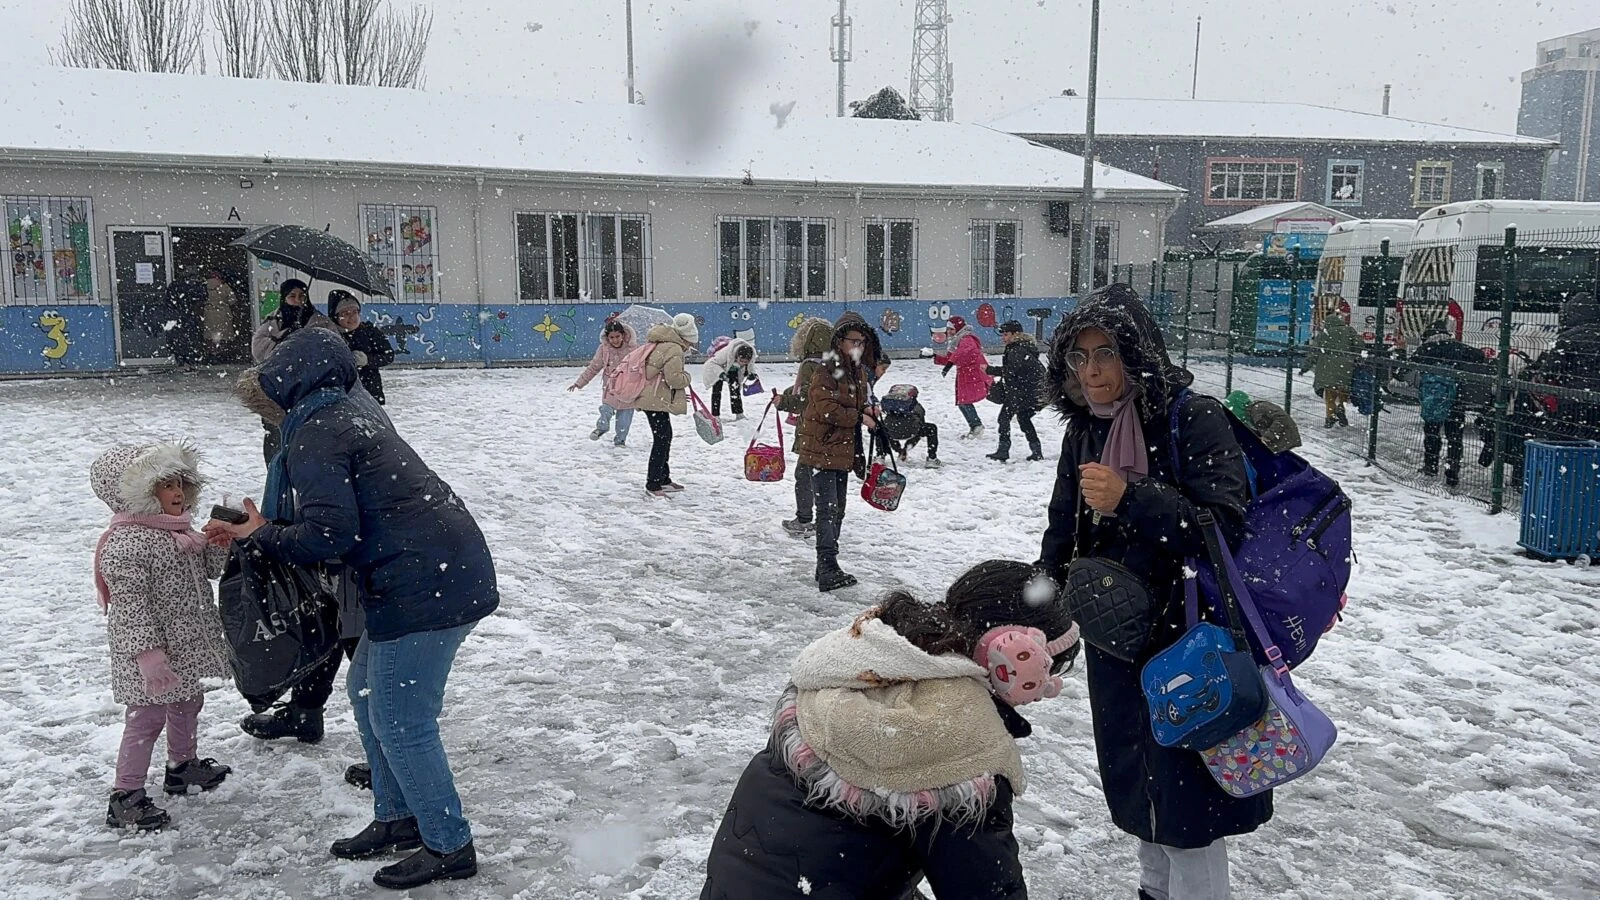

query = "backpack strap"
[[1167, 387, 1194, 477], [748, 397, 783, 450], [1197, 510, 1288, 675]]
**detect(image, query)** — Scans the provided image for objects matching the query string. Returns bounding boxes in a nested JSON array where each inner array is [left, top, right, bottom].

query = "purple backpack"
[[1170, 389, 1351, 670]]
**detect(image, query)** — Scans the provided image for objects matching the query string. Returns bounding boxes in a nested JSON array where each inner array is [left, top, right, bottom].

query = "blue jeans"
[[348, 624, 476, 854], [958, 403, 982, 429], [596, 404, 633, 445]]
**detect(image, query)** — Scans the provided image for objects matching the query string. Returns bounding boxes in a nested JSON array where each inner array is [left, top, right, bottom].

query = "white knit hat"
[[672, 313, 699, 346]]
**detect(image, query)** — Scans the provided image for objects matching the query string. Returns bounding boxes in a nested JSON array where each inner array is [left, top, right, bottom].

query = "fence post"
[[1366, 239, 1390, 466], [1283, 249, 1298, 415], [1148, 258, 1158, 303], [1490, 227, 1517, 515], [1182, 257, 1196, 368]]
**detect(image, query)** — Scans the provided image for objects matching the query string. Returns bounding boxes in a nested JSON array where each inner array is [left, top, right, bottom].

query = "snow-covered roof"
[[0, 67, 1182, 197], [986, 96, 1556, 147], [1201, 202, 1356, 230]]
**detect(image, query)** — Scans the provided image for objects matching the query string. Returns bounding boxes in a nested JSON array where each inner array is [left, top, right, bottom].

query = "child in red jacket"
[[933, 315, 995, 439]]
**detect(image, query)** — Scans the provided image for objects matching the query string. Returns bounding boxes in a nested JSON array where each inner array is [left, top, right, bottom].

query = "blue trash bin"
[[1518, 441, 1600, 560]]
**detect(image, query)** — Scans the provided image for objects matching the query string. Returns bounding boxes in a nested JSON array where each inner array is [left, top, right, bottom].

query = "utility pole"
[[625, 0, 636, 103], [1077, 0, 1101, 295], [1191, 16, 1201, 99], [831, 0, 853, 117]]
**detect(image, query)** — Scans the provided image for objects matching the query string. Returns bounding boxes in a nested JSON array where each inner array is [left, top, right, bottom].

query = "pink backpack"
[[609, 342, 661, 408]]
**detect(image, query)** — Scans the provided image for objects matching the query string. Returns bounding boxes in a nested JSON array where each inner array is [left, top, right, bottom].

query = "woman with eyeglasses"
[[794, 321, 878, 591], [1036, 284, 1265, 900]]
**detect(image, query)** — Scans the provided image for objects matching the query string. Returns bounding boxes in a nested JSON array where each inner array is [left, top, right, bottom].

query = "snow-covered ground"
[[1, 358, 1596, 900]]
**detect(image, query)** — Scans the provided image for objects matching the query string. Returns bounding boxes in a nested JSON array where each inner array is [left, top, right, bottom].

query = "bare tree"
[[266, 0, 429, 87], [52, 0, 203, 73], [211, 0, 270, 78], [265, 0, 331, 84]]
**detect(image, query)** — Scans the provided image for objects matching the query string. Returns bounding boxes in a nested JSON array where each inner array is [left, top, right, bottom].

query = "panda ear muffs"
[[973, 623, 1079, 707]]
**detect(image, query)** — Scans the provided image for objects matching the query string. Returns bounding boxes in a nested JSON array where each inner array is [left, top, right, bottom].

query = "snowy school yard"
[[1, 358, 1596, 900]]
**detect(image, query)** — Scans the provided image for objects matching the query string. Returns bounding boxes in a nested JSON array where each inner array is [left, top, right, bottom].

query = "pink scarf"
[[93, 512, 208, 612], [1087, 385, 1149, 483]]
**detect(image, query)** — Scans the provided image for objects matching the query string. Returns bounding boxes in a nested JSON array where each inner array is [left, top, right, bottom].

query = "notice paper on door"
[[135, 262, 155, 284], [143, 234, 162, 256]]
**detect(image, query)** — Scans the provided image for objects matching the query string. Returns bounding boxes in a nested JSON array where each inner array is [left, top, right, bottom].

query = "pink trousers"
[[114, 695, 204, 792]]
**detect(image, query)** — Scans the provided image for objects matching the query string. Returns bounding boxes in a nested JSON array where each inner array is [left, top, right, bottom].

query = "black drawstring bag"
[[218, 544, 342, 699]]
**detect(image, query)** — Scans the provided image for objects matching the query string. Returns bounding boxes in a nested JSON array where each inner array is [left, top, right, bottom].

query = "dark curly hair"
[[875, 560, 1080, 675]]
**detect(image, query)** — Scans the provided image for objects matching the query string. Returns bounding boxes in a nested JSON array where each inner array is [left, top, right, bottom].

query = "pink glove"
[[135, 649, 181, 697]]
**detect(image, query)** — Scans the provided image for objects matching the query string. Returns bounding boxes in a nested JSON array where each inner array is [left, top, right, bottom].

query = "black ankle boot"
[[815, 554, 858, 592], [373, 840, 478, 889], [331, 817, 423, 860], [240, 704, 324, 744]]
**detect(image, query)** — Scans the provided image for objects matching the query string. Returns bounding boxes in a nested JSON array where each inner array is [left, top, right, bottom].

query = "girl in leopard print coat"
[[91, 442, 234, 830]]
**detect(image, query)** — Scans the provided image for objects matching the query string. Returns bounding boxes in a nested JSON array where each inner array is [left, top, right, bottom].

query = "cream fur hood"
[[775, 616, 1026, 827], [90, 443, 203, 515]]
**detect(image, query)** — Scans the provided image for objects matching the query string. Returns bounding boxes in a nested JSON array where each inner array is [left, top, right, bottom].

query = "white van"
[[1397, 200, 1600, 367], [1313, 219, 1415, 345]]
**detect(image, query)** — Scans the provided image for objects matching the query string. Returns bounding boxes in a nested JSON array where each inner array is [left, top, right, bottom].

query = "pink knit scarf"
[[1087, 385, 1149, 483], [93, 512, 208, 611]]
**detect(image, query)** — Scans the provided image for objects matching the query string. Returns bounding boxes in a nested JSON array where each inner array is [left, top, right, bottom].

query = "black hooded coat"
[[1542, 292, 1600, 435], [1036, 293, 1272, 849]]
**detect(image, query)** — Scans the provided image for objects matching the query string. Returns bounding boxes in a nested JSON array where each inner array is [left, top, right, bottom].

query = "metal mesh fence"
[[1131, 225, 1600, 514]]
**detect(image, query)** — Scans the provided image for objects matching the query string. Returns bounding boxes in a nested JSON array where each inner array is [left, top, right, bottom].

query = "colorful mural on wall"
[[0, 298, 1082, 375]]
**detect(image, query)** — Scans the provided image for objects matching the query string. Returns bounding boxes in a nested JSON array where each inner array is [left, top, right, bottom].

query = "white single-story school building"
[[0, 67, 1183, 374]]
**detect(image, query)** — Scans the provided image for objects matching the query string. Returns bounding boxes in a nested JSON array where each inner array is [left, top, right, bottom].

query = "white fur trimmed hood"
[[90, 442, 204, 515], [775, 617, 1027, 828]]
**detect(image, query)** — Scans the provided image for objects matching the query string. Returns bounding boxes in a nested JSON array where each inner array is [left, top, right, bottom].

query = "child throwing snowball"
[[701, 560, 1080, 899], [91, 442, 233, 831]]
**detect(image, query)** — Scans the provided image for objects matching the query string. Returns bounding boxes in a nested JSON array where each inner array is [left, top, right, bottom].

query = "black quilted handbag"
[[1063, 556, 1155, 663]]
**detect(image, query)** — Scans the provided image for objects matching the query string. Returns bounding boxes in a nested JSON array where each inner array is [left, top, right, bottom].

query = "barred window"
[[1207, 160, 1300, 202], [970, 220, 1020, 296], [865, 219, 917, 297], [361, 203, 439, 302], [1413, 162, 1453, 207], [516, 212, 650, 302], [4, 196, 96, 306], [718, 217, 831, 300]]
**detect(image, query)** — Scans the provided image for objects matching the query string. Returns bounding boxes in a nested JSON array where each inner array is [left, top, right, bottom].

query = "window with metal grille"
[[1476, 163, 1504, 200], [718, 217, 831, 300], [4, 196, 96, 306], [516, 212, 650, 302], [1069, 221, 1118, 293], [361, 203, 439, 302], [865, 219, 917, 297], [970, 220, 1020, 296], [1206, 160, 1300, 202]]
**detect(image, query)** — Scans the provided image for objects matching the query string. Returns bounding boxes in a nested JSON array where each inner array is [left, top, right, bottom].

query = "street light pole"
[[1076, 0, 1101, 296], [832, 0, 852, 117], [625, 0, 636, 104]]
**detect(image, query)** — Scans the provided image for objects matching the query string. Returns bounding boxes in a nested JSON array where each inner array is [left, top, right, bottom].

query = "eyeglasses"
[[840, 336, 865, 346], [1064, 346, 1120, 370]]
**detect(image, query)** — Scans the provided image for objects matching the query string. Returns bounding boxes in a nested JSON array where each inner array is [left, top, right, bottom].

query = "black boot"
[[345, 763, 372, 790], [1324, 415, 1336, 429], [240, 704, 324, 743], [331, 817, 423, 860], [1335, 406, 1349, 427], [373, 841, 478, 889], [1026, 437, 1044, 461], [815, 554, 858, 592], [106, 788, 169, 831]]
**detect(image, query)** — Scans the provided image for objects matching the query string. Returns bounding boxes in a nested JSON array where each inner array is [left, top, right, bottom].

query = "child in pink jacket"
[[933, 315, 995, 439], [570, 321, 638, 447]]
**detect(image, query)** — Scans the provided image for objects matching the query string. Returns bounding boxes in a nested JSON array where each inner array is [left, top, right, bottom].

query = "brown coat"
[[633, 324, 693, 414], [796, 353, 868, 472]]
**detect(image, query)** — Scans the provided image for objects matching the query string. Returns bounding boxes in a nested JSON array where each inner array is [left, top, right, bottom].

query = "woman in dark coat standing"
[[329, 290, 397, 404], [1036, 286, 1268, 900], [207, 328, 498, 891]]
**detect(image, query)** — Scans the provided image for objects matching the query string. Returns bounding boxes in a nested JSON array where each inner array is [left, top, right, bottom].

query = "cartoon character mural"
[[975, 302, 998, 329], [879, 308, 902, 335], [37, 310, 70, 360], [927, 302, 953, 346]]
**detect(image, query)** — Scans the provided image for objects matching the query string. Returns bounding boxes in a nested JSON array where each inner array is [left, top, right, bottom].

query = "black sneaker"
[[241, 704, 324, 743], [345, 763, 372, 790], [107, 788, 170, 831], [373, 841, 478, 889], [331, 817, 424, 860], [164, 758, 232, 795]]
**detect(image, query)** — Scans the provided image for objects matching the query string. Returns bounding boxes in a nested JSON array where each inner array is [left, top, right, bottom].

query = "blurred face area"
[[334, 304, 361, 332], [284, 286, 308, 306], [1070, 328, 1126, 405], [606, 329, 626, 348], [839, 330, 867, 363], [153, 477, 188, 516], [1002, 331, 1022, 345]]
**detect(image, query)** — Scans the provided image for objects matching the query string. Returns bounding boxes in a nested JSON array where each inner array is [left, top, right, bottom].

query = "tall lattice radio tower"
[[910, 0, 954, 121]]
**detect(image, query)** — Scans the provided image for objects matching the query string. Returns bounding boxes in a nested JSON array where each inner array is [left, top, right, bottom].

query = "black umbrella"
[[231, 225, 394, 298]]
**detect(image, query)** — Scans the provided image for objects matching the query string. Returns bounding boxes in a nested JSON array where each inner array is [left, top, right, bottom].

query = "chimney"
[[1382, 84, 1391, 116]]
